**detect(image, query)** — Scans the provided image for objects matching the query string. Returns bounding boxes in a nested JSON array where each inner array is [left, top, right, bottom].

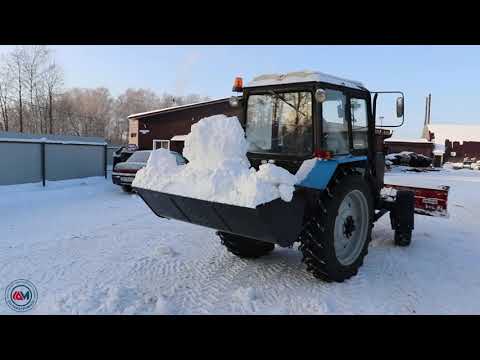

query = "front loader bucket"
[[134, 188, 306, 247]]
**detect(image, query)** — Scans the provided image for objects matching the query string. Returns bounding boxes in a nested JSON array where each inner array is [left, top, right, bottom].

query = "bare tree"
[[0, 46, 62, 134], [22, 45, 50, 133], [0, 46, 210, 141], [0, 59, 12, 132], [110, 88, 162, 144], [55, 92, 81, 136], [6, 47, 26, 132], [56, 87, 113, 138], [42, 62, 63, 134]]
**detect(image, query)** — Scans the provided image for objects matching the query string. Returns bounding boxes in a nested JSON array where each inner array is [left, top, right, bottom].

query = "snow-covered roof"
[[246, 70, 365, 90], [385, 138, 432, 144], [128, 98, 229, 119], [426, 124, 480, 145], [0, 131, 107, 145], [171, 135, 188, 141]]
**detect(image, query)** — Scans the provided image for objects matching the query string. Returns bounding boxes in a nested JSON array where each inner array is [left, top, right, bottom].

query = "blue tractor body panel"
[[297, 155, 368, 191]]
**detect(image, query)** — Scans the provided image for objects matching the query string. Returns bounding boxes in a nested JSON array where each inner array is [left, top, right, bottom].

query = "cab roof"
[[245, 70, 365, 90]]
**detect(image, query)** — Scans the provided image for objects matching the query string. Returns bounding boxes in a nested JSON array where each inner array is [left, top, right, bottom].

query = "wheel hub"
[[333, 189, 369, 266], [343, 216, 356, 238]]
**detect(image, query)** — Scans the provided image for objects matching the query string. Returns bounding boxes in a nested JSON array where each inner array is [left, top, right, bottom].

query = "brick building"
[[384, 138, 434, 157], [422, 124, 480, 163], [128, 98, 241, 153]]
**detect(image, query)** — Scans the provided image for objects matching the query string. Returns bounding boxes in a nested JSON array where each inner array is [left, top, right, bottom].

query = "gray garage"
[[0, 132, 108, 186]]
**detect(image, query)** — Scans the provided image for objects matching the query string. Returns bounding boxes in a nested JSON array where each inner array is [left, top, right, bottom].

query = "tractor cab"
[[230, 71, 404, 178]]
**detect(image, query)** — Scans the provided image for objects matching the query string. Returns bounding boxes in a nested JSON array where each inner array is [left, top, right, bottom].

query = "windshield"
[[245, 91, 313, 155], [127, 151, 151, 163]]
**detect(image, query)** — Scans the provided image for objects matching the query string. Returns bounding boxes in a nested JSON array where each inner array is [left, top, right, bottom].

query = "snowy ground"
[[1, 167, 480, 314]]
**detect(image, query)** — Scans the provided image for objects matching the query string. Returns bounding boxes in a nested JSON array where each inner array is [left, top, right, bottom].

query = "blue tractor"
[[134, 71, 449, 282]]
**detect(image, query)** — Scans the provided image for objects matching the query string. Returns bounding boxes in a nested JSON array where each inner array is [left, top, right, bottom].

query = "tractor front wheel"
[[299, 175, 373, 282], [218, 232, 275, 259]]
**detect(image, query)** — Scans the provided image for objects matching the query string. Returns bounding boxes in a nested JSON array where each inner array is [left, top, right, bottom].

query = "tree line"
[[0, 46, 210, 145]]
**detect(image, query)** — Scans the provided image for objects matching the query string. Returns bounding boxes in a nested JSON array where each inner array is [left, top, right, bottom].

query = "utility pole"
[[427, 93, 432, 124], [424, 93, 432, 126], [424, 96, 428, 126]]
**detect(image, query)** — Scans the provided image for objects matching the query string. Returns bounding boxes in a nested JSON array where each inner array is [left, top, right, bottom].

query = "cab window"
[[350, 98, 368, 150], [322, 90, 349, 154]]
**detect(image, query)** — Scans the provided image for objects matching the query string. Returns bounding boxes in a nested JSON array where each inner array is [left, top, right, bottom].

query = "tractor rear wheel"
[[217, 232, 275, 259], [390, 190, 415, 247], [299, 174, 373, 282]]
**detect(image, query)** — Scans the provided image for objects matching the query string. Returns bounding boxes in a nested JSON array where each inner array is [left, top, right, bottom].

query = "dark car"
[[112, 150, 186, 192], [112, 144, 138, 168]]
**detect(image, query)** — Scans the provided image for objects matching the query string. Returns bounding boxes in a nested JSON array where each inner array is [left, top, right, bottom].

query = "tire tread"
[[299, 171, 373, 282]]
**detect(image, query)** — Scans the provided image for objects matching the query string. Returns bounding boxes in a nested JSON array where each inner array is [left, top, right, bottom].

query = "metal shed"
[[0, 131, 108, 186]]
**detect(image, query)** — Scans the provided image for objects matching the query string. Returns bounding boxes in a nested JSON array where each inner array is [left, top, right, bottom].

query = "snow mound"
[[133, 115, 298, 208], [183, 114, 250, 170], [146, 148, 178, 170], [295, 158, 318, 182]]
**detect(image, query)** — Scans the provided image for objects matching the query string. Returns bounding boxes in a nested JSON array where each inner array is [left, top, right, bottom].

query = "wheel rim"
[[333, 189, 369, 266]]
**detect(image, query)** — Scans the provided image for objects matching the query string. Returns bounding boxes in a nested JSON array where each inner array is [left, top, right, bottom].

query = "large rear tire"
[[299, 174, 373, 282], [217, 232, 275, 259]]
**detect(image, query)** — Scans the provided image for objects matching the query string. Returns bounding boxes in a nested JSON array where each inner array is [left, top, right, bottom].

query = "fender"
[[297, 155, 368, 191]]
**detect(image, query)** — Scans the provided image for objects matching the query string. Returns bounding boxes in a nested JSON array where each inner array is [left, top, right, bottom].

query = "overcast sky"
[[1, 45, 478, 138]]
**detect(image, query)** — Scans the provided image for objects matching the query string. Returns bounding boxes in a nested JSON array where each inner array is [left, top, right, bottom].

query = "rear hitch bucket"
[[134, 187, 306, 247]]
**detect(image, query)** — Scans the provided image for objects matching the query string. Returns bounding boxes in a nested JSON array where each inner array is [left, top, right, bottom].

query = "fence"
[[0, 132, 110, 186]]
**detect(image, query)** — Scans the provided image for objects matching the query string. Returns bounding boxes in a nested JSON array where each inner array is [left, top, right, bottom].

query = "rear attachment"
[[134, 187, 306, 247], [382, 184, 450, 217]]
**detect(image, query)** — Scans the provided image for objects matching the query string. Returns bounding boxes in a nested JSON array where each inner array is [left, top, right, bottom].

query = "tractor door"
[[318, 87, 373, 159], [318, 88, 350, 155], [346, 90, 382, 190], [318, 86, 379, 191], [347, 92, 371, 157]]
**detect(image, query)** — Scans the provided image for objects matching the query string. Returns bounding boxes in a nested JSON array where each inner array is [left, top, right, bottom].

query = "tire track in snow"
[[170, 246, 251, 314]]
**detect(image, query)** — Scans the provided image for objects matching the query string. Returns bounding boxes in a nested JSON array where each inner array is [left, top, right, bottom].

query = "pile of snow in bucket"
[[132, 115, 298, 208]]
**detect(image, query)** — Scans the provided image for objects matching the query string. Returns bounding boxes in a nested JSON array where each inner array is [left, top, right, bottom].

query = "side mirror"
[[373, 91, 405, 128], [396, 96, 404, 117], [315, 88, 326, 103]]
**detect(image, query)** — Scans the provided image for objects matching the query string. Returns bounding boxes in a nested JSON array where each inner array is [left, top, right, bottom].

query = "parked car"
[[112, 144, 138, 170], [112, 150, 186, 192]]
